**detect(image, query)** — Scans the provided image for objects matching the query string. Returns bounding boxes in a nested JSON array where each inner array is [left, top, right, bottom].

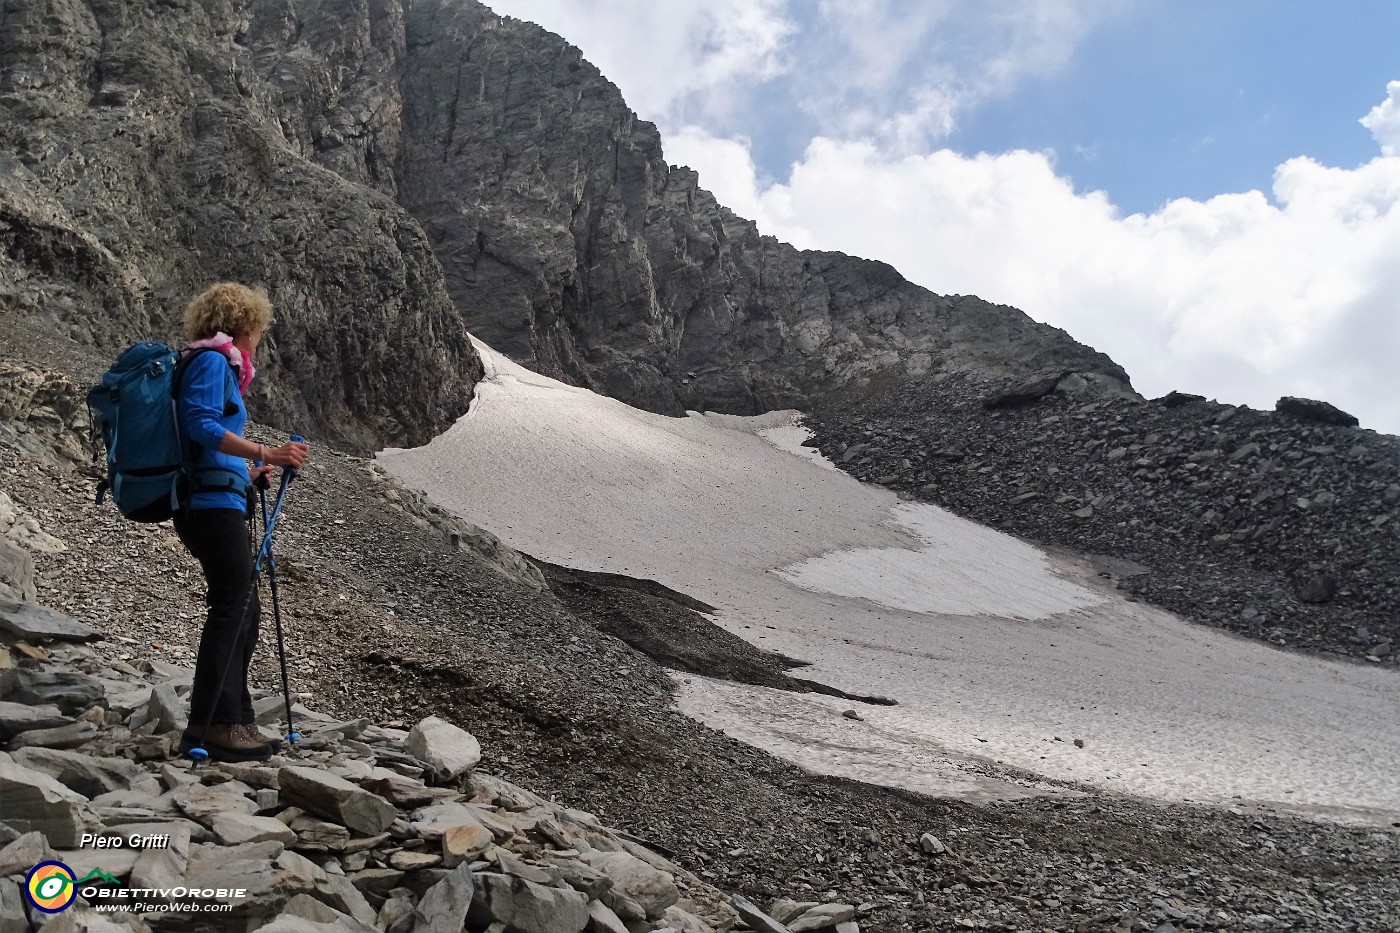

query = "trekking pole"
[[260, 435, 303, 746], [186, 435, 305, 763]]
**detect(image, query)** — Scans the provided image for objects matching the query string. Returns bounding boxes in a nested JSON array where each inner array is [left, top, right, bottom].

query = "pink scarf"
[[187, 332, 255, 394]]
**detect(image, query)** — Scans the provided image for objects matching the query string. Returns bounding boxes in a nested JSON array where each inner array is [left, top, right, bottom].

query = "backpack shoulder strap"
[[172, 346, 233, 400]]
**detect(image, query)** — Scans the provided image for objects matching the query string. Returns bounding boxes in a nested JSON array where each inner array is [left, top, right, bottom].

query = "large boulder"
[[1275, 396, 1360, 427], [0, 760, 89, 847], [467, 872, 589, 933], [278, 767, 396, 836], [405, 716, 482, 783]]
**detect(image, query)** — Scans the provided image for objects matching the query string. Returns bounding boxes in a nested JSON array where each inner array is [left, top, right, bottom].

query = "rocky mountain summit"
[[394, 1, 1127, 417], [1, 0, 1124, 455], [806, 372, 1400, 663]]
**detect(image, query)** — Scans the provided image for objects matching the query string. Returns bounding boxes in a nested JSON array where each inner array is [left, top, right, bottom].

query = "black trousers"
[[173, 508, 259, 727]]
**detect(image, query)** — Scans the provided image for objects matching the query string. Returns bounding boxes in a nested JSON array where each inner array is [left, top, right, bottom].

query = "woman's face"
[[235, 328, 264, 356]]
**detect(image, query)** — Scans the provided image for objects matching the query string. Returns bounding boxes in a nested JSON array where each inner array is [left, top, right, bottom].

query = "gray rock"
[[145, 684, 184, 734], [290, 814, 353, 852], [211, 812, 298, 846], [1157, 391, 1205, 408], [0, 547, 35, 604], [0, 701, 72, 741], [919, 833, 946, 855], [770, 900, 820, 924], [588, 899, 631, 933], [469, 871, 589, 933], [27, 911, 151, 932], [7, 720, 99, 750], [405, 716, 482, 783], [440, 821, 495, 868], [540, 855, 612, 899], [412, 864, 477, 933], [0, 759, 88, 846], [580, 850, 679, 920], [0, 877, 24, 933], [10, 748, 138, 797], [253, 893, 378, 931], [357, 769, 446, 808], [103, 685, 153, 717], [4, 669, 104, 714], [1275, 397, 1359, 427], [0, 831, 56, 876], [349, 869, 406, 899], [130, 823, 192, 891], [254, 904, 379, 932], [317, 872, 380, 927], [0, 599, 102, 642], [410, 801, 489, 840], [388, 849, 441, 871], [1296, 574, 1338, 605], [279, 766, 397, 836], [172, 781, 258, 823], [661, 906, 717, 933], [730, 895, 792, 933], [788, 905, 857, 932], [377, 894, 415, 933]]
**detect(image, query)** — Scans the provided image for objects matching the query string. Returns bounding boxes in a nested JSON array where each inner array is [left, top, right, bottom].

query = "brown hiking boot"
[[178, 723, 276, 763], [234, 722, 283, 753]]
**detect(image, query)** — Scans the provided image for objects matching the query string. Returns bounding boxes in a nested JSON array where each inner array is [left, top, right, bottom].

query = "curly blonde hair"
[[183, 283, 274, 341]]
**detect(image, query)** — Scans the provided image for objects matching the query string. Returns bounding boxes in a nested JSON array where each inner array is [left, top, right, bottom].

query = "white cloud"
[[489, 1, 1125, 150], [797, 0, 1127, 150], [487, 0, 793, 125], [683, 91, 1400, 433], [1361, 80, 1400, 155]]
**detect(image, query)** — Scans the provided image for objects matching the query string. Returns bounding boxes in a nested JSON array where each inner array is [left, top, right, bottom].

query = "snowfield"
[[380, 339, 1400, 826]]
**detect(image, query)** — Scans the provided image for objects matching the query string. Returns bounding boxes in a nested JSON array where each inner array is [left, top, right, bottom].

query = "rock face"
[[0, 0, 481, 452], [396, 1, 1129, 417], [1, 0, 1126, 456]]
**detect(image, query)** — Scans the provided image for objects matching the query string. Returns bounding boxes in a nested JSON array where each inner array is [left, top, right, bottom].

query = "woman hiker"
[[174, 282, 308, 762]]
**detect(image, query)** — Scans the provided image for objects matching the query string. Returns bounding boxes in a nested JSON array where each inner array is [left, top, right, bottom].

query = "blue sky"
[[488, 0, 1400, 434], [947, 1, 1400, 213]]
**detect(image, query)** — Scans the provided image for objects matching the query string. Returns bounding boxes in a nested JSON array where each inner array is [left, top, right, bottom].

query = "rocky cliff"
[[396, 0, 1130, 416], [0, 0, 481, 451], [2, 0, 1128, 455]]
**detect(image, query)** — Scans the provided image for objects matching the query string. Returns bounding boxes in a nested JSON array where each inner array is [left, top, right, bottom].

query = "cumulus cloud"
[[1361, 80, 1400, 155], [488, 0, 793, 126], [490, 0, 1125, 150], [679, 91, 1400, 434]]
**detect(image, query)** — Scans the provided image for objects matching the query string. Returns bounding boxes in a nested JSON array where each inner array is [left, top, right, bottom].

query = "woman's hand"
[[263, 439, 309, 469]]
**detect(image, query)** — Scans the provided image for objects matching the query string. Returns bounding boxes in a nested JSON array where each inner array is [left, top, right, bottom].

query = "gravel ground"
[[3, 361, 1399, 932]]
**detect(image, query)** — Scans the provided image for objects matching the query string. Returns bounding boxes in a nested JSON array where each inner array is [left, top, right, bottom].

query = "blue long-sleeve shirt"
[[177, 350, 249, 511]]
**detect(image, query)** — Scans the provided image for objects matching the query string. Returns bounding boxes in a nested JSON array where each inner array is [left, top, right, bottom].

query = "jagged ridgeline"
[[0, 0, 1128, 451]]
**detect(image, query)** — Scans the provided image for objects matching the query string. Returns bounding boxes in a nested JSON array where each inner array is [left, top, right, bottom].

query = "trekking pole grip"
[[287, 435, 305, 481]]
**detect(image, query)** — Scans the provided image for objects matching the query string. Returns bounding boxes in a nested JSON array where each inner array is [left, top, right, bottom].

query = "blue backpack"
[[87, 343, 241, 522]]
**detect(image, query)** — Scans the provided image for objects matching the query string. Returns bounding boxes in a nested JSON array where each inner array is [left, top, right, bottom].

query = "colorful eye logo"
[[25, 861, 77, 913]]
